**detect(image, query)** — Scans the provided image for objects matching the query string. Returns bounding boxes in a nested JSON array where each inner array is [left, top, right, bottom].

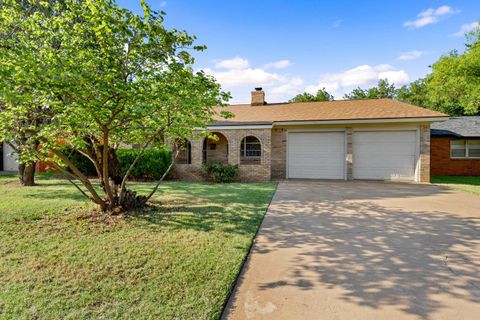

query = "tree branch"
[[143, 149, 179, 203], [48, 161, 91, 200], [76, 147, 102, 178], [118, 135, 156, 202], [51, 149, 106, 208], [102, 129, 115, 205]]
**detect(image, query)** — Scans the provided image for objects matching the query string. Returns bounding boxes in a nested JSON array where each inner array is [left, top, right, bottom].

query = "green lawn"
[[0, 175, 276, 319], [431, 176, 480, 196]]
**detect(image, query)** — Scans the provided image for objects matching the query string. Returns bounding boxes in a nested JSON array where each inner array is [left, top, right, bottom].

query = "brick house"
[[173, 88, 447, 183], [430, 117, 480, 176]]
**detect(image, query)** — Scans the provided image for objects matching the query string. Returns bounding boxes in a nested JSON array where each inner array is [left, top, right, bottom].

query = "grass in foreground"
[[431, 176, 480, 196], [0, 175, 276, 319]]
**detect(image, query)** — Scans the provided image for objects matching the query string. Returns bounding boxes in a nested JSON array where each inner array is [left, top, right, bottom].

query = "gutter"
[[273, 117, 449, 126]]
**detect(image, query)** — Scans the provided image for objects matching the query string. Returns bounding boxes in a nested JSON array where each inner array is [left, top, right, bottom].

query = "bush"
[[117, 148, 172, 180], [62, 147, 172, 180], [202, 163, 239, 183]]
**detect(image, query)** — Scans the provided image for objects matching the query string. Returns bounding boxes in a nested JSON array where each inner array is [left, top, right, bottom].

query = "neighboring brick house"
[[173, 88, 447, 183], [430, 117, 480, 176]]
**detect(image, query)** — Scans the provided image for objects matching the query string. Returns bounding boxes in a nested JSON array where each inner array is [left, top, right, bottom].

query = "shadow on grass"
[[23, 189, 89, 201], [130, 201, 265, 236], [9, 177, 275, 236]]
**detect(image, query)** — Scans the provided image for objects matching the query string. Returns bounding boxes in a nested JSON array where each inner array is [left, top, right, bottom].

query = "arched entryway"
[[203, 132, 229, 164], [175, 139, 192, 164]]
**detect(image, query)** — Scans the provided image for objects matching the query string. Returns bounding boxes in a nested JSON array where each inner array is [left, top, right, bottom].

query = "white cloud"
[[432, 5, 453, 16], [306, 64, 409, 98], [203, 67, 283, 87], [269, 77, 304, 99], [378, 70, 409, 83], [264, 60, 291, 69], [204, 59, 410, 103], [453, 21, 480, 37], [214, 57, 250, 70], [404, 5, 458, 29], [203, 57, 304, 103], [398, 50, 425, 61]]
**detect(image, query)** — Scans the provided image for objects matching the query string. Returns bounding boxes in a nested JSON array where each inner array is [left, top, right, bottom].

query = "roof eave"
[[207, 116, 448, 129], [272, 116, 448, 126]]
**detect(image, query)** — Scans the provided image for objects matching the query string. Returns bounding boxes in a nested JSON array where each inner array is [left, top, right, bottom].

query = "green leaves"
[[289, 88, 334, 103], [0, 0, 229, 202], [426, 31, 480, 116], [343, 79, 397, 100]]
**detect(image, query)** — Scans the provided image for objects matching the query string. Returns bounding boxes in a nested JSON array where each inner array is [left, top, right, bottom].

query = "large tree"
[[1, 0, 229, 212], [426, 28, 480, 115], [0, 1, 60, 185], [396, 78, 429, 106], [343, 79, 397, 100], [0, 102, 50, 186], [289, 88, 334, 102]]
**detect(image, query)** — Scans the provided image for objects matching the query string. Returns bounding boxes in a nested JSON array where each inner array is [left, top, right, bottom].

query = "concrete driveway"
[[223, 180, 480, 320]]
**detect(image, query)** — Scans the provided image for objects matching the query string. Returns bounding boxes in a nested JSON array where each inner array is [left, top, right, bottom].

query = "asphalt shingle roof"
[[212, 98, 447, 125], [431, 116, 480, 138]]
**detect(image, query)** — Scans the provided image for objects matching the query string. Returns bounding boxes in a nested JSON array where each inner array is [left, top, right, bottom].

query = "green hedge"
[[63, 148, 172, 180], [202, 163, 239, 183], [117, 148, 171, 180], [63, 149, 97, 176]]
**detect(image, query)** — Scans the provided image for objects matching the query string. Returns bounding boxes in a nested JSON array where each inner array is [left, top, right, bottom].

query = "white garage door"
[[288, 132, 345, 179], [353, 131, 416, 180]]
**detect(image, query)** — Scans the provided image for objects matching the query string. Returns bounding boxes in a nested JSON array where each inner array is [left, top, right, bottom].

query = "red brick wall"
[[430, 137, 480, 176]]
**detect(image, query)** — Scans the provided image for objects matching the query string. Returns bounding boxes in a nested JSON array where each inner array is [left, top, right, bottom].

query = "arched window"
[[240, 136, 261, 164]]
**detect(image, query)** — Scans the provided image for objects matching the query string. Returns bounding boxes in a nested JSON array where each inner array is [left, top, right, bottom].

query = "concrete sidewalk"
[[223, 180, 480, 320]]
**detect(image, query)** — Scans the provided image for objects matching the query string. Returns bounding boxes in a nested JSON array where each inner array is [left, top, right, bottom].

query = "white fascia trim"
[[274, 117, 448, 126], [206, 124, 273, 130]]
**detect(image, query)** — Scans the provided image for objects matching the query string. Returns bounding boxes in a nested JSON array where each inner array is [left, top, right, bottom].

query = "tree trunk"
[[18, 162, 36, 186], [98, 147, 147, 213]]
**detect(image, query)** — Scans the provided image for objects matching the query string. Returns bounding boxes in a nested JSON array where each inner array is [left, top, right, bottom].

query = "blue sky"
[[117, 0, 480, 103]]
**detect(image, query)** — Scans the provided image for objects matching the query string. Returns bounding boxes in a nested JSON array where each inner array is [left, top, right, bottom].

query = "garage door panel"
[[359, 158, 415, 168], [354, 167, 415, 180], [353, 131, 416, 181], [355, 131, 416, 143], [292, 157, 343, 165], [356, 141, 415, 154], [291, 152, 345, 159], [290, 168, 342, 176], [288, 132, 345, 179]]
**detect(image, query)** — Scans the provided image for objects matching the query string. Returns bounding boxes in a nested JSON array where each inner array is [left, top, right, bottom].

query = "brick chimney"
[[251, 87, 266, 106]]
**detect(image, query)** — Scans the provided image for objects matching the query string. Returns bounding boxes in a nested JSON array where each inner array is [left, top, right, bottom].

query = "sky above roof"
[[117, 0, 480, 104]]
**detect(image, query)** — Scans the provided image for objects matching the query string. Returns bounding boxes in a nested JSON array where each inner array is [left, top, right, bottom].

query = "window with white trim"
[[451, 140, 480, 158], [240, 136, 261, 163]]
